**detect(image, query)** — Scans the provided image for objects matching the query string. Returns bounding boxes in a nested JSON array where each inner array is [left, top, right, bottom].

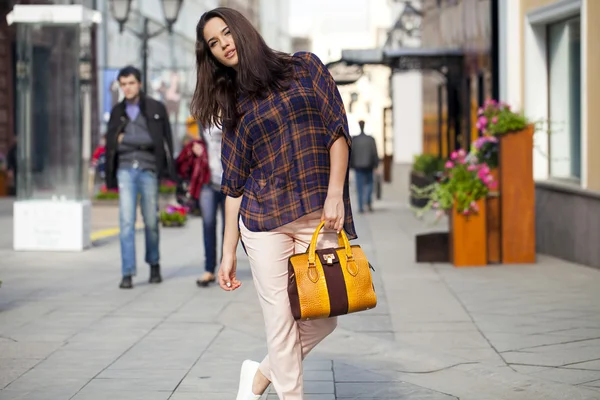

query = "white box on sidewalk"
[[13, 200, 92, 252]]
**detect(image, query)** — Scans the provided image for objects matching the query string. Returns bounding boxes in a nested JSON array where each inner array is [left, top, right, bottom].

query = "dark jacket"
[[350, 132, 379, 170], [105, 94, 175, 189]]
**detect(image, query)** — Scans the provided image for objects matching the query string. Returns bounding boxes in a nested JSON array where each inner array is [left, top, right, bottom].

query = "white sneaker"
[[236, 360, 262, 400]]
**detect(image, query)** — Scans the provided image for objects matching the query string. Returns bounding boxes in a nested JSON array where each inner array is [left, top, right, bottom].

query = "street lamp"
[[162, 0, 184, 33], [109, 0, 184, 91], [109, 0, 131, 33], [399, 1, 423, 37], [385, 1, 423, 48]]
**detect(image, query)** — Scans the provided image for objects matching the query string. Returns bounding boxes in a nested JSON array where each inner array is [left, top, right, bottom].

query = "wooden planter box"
[[486, 168, 501, 263], [410, 171, 435, 208], [0, 171, 7, 197], [450, 198, 487, 267], [498, 125, 536, 264]]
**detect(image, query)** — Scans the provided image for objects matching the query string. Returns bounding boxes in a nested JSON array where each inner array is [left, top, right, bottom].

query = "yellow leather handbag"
[[287, 221, 377, 321]]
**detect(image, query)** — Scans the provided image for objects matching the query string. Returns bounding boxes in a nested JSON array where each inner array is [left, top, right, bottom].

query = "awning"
[[326, 47, 464, 84]]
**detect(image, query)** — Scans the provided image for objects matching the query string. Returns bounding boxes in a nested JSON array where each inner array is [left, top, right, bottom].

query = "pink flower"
[[478, 116, 488, 127], [450, 151, 458, 160], [445, 160, 454, 169], [478, 107, 484, 115], [492, 116, 498, 124], [470, 201, 479, 212], [468, 164, 477, 172], [457, 149, 466, 158], [473, 137, 484, 150], [488, 181, 498, 190], [463, 209, 470, 215]]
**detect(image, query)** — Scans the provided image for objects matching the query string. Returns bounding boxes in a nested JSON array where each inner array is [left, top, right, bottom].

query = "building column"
[[0, 5, 15, 156]]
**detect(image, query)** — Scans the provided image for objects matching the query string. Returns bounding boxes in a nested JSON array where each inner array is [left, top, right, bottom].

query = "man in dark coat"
[[105, 66, 175, 289], [350, 120, 379, 213]]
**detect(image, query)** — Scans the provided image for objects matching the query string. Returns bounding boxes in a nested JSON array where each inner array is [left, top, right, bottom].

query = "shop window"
[[547, 16, 581, 180]]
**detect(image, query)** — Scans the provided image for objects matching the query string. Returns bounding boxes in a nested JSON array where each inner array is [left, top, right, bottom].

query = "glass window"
[[547, 16, 581, 181]]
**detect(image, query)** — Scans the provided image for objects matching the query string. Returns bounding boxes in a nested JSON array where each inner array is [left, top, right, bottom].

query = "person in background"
[[350, 120, 379, 213], [176, 123, 210, 214], [195, 123, 226, 287], [92, 135, 107, 180], [105, 65, 175, 290]]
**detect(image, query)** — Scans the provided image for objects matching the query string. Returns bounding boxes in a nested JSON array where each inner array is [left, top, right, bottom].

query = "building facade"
[[500, 0, 600, 268], [260, 0, 292, 53], [305, 0, 393, 158], [219, 0, 260, 27], [420, 0, 497, 157]]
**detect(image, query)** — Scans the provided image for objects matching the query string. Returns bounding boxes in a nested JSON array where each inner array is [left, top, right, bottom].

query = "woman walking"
[[191, 8, 355, 400]]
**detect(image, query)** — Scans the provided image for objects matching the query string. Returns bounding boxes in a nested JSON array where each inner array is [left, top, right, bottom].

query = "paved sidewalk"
[[1, 181, 600, 399]]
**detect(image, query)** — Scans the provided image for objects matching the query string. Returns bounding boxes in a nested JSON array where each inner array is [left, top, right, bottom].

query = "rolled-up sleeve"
[[300, 52, 352, 150], [221, 127, 251, 197]]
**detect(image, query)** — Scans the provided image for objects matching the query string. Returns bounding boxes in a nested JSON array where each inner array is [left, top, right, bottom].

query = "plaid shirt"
[[221, 51, 356, 239]]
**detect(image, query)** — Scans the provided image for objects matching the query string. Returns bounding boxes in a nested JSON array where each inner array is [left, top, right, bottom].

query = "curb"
[[90, 223, 145, 243]]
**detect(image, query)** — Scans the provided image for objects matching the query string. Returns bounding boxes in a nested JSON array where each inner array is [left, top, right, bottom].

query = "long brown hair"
[[190, 7, 298, 132]]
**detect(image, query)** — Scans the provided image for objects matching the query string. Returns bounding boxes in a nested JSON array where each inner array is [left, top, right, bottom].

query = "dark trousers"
[[199, 185, 226, 273], [355, 168, 374, 212]]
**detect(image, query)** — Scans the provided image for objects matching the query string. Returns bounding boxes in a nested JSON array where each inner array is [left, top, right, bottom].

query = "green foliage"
[[411, 150, 496, 217], [160, 211, 186, 224], [95, 191, 119, 200], [159, 180, 176, 194], [477, 99, 528, 136], [412, 154, 445, 178]]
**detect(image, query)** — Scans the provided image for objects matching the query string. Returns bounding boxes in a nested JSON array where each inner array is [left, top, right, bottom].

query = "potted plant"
[[94, 184, 120, 203], [160, 205, 188, 227], [471, 135, 501, 263], [412, 149, 497, 267], [476, 99, 535, 264], [410, 153, 445, 207], [159, 179, 177, 196], [476, 99, 527, 137]]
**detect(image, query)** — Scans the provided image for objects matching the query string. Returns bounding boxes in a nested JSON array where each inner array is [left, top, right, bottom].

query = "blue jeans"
[[117, 168, 160, 277], [355, 169, 374, 212], [199, 185, 226, 274]]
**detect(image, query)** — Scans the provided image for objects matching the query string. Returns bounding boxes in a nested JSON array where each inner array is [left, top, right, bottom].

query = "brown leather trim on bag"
[[317, 248, 349, 317], [288, 260, 302, 320]]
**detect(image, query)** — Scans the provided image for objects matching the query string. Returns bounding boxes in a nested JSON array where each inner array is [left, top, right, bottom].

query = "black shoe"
[[119, 276, 133, 289], [149, 264, 162, 284], [196, 272, 216, 287]]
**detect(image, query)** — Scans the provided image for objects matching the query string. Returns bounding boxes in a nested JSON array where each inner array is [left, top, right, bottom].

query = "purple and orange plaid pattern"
[[220, 52, 356, 239]]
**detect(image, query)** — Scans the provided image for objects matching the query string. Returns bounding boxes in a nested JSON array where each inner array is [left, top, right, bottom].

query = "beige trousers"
[[239, 210, 338, 400]]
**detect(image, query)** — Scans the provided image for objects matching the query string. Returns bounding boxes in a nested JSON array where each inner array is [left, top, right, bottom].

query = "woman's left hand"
[[321, 194, 345, 233]]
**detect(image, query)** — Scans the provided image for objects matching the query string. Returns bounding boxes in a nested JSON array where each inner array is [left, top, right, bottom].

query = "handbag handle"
[[307, 221, 353, 266]]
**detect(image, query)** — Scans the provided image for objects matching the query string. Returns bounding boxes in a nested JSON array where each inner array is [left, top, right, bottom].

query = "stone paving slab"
[[1, 179, 600, 399]]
